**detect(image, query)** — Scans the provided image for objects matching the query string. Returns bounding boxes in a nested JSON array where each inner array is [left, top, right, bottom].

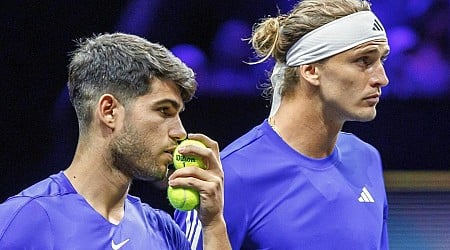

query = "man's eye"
[[357, 56, 370, 65], [159, 107, 177, 117], [159, 107, 169, 115]]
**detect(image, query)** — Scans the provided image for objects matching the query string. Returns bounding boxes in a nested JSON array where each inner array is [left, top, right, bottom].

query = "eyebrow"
[[355, 44, 390, 57], [154, 98, 185, 112]]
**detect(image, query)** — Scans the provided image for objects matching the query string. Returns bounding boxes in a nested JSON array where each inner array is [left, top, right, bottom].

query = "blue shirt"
[[0, 172, 190, 249], [175, 119, 389, 250]]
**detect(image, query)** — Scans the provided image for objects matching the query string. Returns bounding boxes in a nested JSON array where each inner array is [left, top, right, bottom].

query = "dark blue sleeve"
[[0, 197, 54, 248]]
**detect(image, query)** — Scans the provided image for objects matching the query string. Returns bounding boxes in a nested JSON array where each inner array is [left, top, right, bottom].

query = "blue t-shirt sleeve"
[[366, 142, 389, 250], [0, 197, 54, 248], [149, 207, 191, 250], [221, 156, 251, 249], [174, 209, 204, 250], [173, 161, 250, 250], [380, 188, 389, 250]]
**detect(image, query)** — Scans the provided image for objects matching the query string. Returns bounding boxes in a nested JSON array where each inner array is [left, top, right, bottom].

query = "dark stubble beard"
[[110, 123, 166, 182]]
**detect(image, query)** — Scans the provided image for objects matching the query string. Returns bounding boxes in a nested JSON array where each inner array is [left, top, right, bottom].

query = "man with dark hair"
[[0, 33, 230, 249]]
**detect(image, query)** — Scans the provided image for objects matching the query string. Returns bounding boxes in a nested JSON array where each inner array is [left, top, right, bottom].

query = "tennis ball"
[[172, 139, 207, 170], [168, 139, 206, 211], [167, 186, 200, 211]]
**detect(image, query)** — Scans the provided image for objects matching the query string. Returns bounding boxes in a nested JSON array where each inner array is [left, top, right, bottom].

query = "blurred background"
[[1, 0, 449, 248]]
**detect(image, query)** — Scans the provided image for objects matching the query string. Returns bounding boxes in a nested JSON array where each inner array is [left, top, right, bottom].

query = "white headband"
[[287, 11, 387, 66], [270, 11, 387, 116]]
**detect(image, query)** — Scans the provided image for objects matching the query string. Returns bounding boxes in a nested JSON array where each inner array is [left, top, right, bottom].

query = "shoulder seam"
[[0, 197, 44, 238], [221, 131, 265, 160]]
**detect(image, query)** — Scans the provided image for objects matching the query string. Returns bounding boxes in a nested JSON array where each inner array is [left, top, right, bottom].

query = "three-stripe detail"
[[372, 19, 384, 31], [185, 210, 202, 250], [358, 186, 375, 203]]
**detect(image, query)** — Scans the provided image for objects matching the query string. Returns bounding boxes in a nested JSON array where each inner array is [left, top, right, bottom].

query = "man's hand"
[[168, 133, 230, 250]]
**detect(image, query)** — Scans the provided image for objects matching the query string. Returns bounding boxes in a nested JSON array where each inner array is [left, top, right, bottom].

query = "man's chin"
[[350, 109, 377, 122]]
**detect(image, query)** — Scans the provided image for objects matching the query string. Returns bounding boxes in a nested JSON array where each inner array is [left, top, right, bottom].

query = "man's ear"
[[97, 94, 120, 129], [299, 64, 320, 86]]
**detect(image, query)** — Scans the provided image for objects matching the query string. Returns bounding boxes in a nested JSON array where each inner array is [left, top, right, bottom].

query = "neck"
[[64, 141, 131, 225], [269, 100, 342, 159]]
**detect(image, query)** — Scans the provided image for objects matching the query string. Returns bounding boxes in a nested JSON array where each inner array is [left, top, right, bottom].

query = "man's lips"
[[164, 146, 177, 161], [363, 93, 380, 105], [165, 144, 178, 153]]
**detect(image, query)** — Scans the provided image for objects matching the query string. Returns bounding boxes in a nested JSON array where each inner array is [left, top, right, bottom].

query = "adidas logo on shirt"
[[358, 187, 375, 203], [372, 19, 384, 31]]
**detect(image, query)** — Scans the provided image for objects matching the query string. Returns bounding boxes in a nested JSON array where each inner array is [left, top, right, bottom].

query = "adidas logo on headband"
[[285, 11, 388, 66], [372, 19, 384, 31]]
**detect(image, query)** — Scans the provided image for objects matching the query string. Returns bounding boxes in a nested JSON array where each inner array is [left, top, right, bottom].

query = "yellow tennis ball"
[[168, 139, 206, 210], [172, 139, 207, 170], [167, 186, 199, 211]]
